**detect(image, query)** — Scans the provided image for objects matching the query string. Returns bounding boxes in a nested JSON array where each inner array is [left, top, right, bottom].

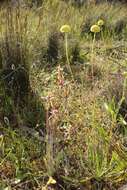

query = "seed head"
[[60, 25, 71, 33], [98, 19, 104, 26], [90, 24, 101, 33]]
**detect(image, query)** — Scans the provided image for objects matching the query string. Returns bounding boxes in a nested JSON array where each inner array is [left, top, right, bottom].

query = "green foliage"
[[0, 1, 127, 190]]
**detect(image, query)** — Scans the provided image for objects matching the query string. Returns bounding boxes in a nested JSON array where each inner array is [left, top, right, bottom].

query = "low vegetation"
[[0, 0, 127, 189]]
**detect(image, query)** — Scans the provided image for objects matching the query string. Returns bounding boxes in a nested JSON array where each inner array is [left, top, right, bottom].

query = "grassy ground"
[[0, 0, 127, 189]]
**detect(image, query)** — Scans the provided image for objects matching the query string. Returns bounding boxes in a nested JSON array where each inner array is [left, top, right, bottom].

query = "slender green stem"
[[91, 33, 96, 85], [91, 33, 96, 56], [101, 29, 104, 41], [65, 33, 74, 80]]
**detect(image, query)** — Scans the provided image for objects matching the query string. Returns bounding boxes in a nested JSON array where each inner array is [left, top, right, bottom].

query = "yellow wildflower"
[[60, 25, 71, 33], [90, 24, 101, 33], [98, 19, 104, 26]]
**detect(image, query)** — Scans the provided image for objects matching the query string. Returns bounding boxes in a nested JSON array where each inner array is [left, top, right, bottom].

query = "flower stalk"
[[65, 33, 73, 79], [60, 25, 74, 80]]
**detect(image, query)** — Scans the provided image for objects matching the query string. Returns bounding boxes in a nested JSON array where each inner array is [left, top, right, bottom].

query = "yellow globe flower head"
[[98, 19, 104, 26], [90, 24, 101, 33], [60, 25, 71, 33]]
